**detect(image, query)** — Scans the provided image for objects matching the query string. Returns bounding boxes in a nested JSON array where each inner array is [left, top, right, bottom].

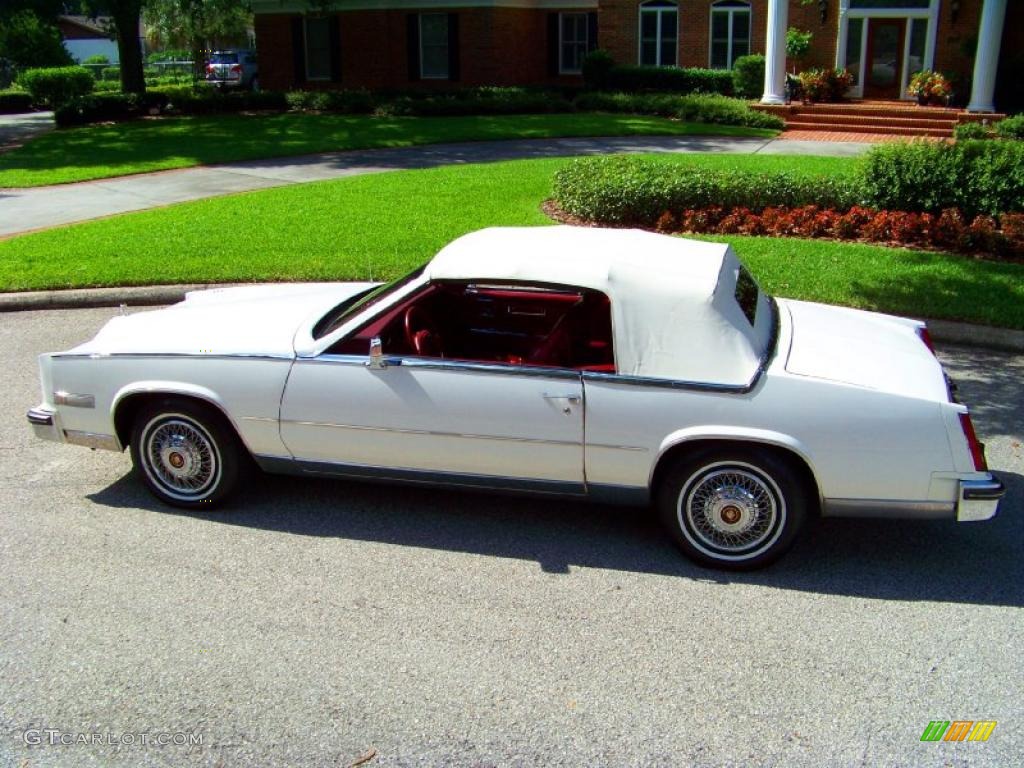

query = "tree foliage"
[[0, 10, 74, 70]]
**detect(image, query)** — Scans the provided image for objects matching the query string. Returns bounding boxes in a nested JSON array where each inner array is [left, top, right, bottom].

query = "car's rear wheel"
[[130, 399, 242, 509], [656, 448, 808, 570]]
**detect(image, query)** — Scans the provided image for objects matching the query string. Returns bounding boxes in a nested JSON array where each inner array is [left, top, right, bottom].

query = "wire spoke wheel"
[[139, 414, 222, 502], [686, 468, 779, 553]]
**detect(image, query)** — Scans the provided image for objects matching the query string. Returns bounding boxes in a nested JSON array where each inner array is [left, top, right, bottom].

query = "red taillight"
[[206, 63, 214, 71], [918, 326, 935, 354], [230, 64, 242, 73], [959, 412, 987, 471]]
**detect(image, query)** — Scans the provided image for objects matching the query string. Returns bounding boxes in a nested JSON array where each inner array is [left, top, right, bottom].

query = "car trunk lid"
[[780, 298, 950, 403]]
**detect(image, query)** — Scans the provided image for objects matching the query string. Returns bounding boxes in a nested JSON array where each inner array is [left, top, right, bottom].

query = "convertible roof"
[[427, 227, 772, 385]]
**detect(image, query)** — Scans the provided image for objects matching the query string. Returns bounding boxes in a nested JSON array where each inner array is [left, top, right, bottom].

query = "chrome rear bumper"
[[27, 406, 61, 442], [957, 476, 1005, 522]]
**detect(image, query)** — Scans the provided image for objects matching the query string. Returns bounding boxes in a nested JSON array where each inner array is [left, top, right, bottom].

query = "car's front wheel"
[[130, 399, 242, 509], [657, 448, 808, 570]]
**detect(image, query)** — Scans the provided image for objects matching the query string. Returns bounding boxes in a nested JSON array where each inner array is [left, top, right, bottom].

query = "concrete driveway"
[[0, 111, 54, 151], [1, 307, 1021, 767]]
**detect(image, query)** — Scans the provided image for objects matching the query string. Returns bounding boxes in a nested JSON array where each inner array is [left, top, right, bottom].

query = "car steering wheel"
[[404, 305, 443, 357]]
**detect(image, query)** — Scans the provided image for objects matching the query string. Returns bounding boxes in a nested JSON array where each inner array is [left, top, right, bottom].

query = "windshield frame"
[[311, 264, 429, 343]]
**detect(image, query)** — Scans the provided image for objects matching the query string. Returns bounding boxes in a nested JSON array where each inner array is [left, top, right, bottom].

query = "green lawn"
[[1, 153, 1020, 328], [0, 111, 777, 188]]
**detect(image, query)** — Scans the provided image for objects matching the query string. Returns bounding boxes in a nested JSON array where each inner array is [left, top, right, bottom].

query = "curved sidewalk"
[[0, 135, 869, 238]]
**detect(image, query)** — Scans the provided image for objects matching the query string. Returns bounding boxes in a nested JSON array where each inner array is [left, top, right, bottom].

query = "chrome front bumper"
[[27, 406, 61, 442], [957, 476, 1006, 522]]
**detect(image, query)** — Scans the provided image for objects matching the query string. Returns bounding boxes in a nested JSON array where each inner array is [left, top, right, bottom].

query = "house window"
[[560, 13, 589, 74], [304, 16, 332, 81], [639, 1, 678, 68], [420, 13, 449, 79], [710, 0, 751, 69]]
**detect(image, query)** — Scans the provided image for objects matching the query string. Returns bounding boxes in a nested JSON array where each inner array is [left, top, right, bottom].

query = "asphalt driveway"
[[1, 307, 1021, 767]]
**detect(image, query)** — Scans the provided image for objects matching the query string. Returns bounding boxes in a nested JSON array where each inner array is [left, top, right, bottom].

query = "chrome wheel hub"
[[143, 417, 219, 500], [682, 466, 781, 555]]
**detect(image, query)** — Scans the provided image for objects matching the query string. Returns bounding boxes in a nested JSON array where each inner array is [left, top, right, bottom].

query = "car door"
[[278, 356, 585, 494]]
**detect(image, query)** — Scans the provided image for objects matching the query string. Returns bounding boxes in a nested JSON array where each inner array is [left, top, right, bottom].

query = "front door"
[[864, 19, 905, 99], [279, 359, 586, 494]]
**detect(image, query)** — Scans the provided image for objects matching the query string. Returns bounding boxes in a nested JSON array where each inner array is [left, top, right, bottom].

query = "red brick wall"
[[255, 7, 585, 91], [599, 1, 835, 72]]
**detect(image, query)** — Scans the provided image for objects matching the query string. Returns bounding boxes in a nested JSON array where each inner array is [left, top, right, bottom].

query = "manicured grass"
[[0, 111, 777, 188], [1, 154, 1020, 328]]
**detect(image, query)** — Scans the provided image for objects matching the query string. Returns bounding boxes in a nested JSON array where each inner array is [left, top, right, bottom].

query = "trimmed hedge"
[[731, 55, 765, 100], [600, 65, 734, 96], [858, 139, 1024, 217], [572, 92, 783, 129], [376, 87, 574, 117], [552, 156, 859, 225], [996, 114, 1024, 140], [55, 88, 289, 127], [0, 90, 33, 114], [17, 66, 94, 107]]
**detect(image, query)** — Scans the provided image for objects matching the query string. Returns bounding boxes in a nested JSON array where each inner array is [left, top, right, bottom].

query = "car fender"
[[652, 426, 819, 495], [110, 380, 251, 451]]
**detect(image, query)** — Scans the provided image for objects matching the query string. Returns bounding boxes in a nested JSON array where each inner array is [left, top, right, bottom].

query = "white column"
[[966, 0, 1008, 113], [761, 0, 789, 105]]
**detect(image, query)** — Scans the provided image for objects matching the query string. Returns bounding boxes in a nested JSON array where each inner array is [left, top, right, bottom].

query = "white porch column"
[[966, 0, 1008, 113], [760, 0, 789, 105]]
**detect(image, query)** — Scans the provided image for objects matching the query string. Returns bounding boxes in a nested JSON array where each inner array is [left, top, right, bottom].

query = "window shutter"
[[407, 13, 420, 80], [329, 15, 342, 83], [447, 13, 460, 82], [547, 13, 559, 76], [291, 16, 306, 85], [587, 11, 598, 52]]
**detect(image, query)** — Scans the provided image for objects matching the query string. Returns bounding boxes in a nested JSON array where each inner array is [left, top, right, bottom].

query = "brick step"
[[792, 103, 965, 120], [784, 120, 953, 137], [790, 113, 958, 129]]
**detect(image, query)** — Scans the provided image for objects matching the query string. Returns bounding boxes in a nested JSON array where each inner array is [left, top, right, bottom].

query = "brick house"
[[250, 0, 1020, 112]]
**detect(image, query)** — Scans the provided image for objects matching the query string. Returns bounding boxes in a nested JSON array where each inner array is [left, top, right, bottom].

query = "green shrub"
[[82, 54, 110, 65], [17, 66, 94, 107], [286, 89, 376, 114], [954, 122, 992, 140], [858, 139, 1024, 217], [0, 89, 33, 113], [375, 87, 573, 117], [995, 114, 1024, 140], [147, 49, 191, 64], [675, 93, 783, 129], [571, 92, 781, 129], [581, 49, 615, 89], [552, 156, 859, 225], [602, 65, 733, 95], [54, 92, 168, 127], [100, 66, 121, 81], [731, 55, 765, 100], [0, 10, 73, 70]]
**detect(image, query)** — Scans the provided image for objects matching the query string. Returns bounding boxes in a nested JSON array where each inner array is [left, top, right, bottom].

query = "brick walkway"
[[777, 130, 912, 143]]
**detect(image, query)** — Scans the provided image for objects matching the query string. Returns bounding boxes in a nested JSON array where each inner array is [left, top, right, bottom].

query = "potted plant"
[[907, 70, 952, 106]]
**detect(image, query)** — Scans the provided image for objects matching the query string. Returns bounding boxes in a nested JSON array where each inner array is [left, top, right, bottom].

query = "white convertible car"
[[28, 227, 1004, 569]]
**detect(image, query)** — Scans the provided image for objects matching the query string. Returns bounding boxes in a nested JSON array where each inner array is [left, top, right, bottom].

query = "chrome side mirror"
[[368, 336, 387, 369]]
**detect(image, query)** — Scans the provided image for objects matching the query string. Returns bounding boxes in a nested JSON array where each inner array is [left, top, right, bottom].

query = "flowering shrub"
[[907, 70, 952, 105], [650, 205, 1023, 259], [797, 68, 854, 103]]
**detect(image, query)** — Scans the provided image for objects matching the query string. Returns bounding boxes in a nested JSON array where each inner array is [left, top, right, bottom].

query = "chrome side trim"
[[299, 354, 581, 380], [63, 429, 121, 451], [587, 442, 649, 453], [240, 416, 279, 424], [54, 391, 95, 408], [280, 418, 581, 447], [51, 352, 294, 361], [822, 498, 955, 519]]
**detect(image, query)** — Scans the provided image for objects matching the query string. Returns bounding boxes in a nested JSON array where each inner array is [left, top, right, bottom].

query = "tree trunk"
[[113, 3, 146, 95]]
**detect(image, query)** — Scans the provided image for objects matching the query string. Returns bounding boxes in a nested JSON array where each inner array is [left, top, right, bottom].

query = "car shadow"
[[88, 468, 1024, 608]]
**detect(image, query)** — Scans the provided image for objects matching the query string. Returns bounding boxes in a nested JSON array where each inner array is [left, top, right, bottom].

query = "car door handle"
[[543, 393, 581, 404]]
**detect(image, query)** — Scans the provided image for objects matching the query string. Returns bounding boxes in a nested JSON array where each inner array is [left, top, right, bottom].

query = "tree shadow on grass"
[[89, 466, 1023, 608]]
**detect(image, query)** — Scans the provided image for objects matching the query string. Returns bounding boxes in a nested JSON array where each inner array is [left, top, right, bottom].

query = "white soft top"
[[427, 227, 772, 386]]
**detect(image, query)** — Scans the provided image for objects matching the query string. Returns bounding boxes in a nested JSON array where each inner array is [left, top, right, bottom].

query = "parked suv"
[[205, 49, 259, 91]]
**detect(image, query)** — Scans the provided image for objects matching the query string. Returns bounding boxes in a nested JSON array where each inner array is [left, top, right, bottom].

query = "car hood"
[[65, 283, 375, 357], [780, 298, 949, 402]]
